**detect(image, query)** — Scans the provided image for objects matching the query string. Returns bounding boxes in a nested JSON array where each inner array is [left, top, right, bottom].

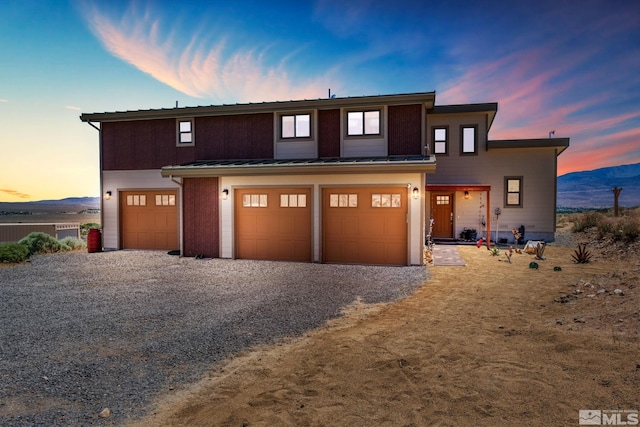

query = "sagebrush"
[[0, 243, 30, 263]]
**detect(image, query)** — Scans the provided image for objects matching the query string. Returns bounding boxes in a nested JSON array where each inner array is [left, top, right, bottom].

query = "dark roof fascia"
[[80, 91, 436, 123], [427, 102, 498, 130], [160, 156, 436, 178], [488, 138, 570, 155]]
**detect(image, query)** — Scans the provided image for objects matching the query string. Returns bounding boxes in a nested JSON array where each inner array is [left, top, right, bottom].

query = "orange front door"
[[431, 193, 453, 238]]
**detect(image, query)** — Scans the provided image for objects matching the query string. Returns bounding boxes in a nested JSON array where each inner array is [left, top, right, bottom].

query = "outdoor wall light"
[[464, 190, 470, 199], [221, 188, 229, 200], [412, 187, 420, 199], [104, 191, 112, 200]]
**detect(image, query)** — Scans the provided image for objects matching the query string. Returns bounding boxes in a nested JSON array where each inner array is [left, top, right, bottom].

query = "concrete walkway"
[[432, 245, 466, 266]]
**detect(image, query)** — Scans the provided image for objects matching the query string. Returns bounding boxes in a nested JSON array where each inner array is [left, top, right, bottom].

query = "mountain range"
[[557, 162, 640, 209], [1, 163, 639, 211]]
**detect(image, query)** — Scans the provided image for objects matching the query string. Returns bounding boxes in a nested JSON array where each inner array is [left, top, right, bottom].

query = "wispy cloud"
[[81, 2, 334, 102], [65, 105, 82, 111], [0, 99, 8, 103], [0, 189, 31, 199]]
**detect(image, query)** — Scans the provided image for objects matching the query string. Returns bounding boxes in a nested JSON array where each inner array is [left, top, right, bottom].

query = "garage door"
[[235, 188, 312, 262], [323, 187, 407, 265], [120, 190, 178, 250]]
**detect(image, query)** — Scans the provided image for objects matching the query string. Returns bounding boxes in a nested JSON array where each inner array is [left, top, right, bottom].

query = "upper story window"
[[177, 119, 194, 146], [461, 125, 477, 155], [281, 113, 311, 139], [505, 176, 523, 207], [433, 126, 448, 155], [347, 110, 380, 136]]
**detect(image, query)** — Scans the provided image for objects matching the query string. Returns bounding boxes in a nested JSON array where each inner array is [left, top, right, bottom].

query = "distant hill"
[[558, 162, 640, 209], [0, 196, 99, 214]]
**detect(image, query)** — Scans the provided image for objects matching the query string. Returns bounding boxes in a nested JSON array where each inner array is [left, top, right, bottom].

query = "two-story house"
[[80, 91, 569, 265]]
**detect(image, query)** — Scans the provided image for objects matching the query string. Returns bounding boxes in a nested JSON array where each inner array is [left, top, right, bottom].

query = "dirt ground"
[[131, 225, 640, 427]]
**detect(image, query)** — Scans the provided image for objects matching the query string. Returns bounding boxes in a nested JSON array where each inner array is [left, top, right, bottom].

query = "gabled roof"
[[427, 103, 498, 130], [80, 91, 437, 123], [161, 155, 436, 178], [488, 138, 570, 155]]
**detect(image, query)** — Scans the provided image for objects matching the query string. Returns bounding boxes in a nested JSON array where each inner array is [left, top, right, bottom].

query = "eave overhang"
[[427, 103, 498, 130], [81, 91, 436, 123], [488, 138, 570, 155], [161, 156, 436, 178]]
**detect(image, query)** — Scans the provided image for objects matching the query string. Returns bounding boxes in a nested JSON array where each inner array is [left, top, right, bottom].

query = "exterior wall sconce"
[[412, 187, 420, 199], [221, 189, 229, 200], [464, 190, 470, 199], [104, 191, 112, 200]]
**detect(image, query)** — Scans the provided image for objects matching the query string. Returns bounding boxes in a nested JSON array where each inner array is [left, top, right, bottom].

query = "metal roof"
[[488, 138, 570, 155], [161, 155, 436, 178], [80, 91, 437, 122]]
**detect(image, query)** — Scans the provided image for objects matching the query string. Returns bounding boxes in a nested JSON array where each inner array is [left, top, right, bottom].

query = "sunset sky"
[[1, 0, 638, 202]]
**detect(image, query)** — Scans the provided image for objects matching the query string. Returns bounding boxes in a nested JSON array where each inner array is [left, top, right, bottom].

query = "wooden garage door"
[[235, 188, 311, 262], [120, 190, 178, 250], [323, 187, 407, 265]]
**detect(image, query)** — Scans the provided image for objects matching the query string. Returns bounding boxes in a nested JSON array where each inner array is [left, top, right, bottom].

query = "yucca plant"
[[571, 243, 592, 264]]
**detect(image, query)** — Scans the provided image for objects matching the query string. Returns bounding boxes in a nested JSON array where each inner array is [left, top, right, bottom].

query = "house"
[[80, 91, 569, 265]]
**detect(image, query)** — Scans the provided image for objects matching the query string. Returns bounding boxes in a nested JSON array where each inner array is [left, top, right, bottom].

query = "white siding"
[[219, 172, 426, 265], [426, 112, 558, 242], [102, 170, 180, 250]]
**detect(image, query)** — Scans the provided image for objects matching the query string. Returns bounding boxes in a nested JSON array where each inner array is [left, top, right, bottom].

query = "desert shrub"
[[614, 217, 640, 242], [18, 232, 65, 256], [59, 237, 86, 251], [81, 223, 101, 237], [571, 211, 604, 232], [0, 243, 30, 263]]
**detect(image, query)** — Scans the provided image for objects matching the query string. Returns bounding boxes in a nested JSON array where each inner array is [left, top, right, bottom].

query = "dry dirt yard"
[[132, 225, 640, 427]]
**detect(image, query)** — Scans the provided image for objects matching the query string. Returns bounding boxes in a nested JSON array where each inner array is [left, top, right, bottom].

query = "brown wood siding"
[[388, 104, 422, 155], [195, 113, 273, 160], [102, 114, 273, 171], [318, 109, 341, 157], [182, 177, 219, 258], [102, 119, 180, 170]]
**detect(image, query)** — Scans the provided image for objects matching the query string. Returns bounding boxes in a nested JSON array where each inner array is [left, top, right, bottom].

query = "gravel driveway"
[[0, 251, 428, 426]]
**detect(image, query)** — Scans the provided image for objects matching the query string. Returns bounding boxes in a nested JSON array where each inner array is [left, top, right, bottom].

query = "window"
[[126, 194, 147, 206], [347, 110, 380, 136], [155, 194, 176, 206], [433, 126, 448, 155], [461, 125, 477, 154], [329, 193, 358, 208], [280, 194, 307, 208], [436, 195, 450, 205], [371, 194, 401, 208], [281, 114, 311, 139], [177, 119, 194, 146], [242, 194, 268, 207], [505, 177, 523, 207]]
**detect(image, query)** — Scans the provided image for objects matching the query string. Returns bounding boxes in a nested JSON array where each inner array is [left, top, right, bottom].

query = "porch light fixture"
[[464, 190, 470, 199], [412, 187, 420, 199], [221, 188, 229, 200], [104, 191, 112, 200]]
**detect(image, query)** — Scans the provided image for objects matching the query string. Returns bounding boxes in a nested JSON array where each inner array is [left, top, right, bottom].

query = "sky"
[[1, 0, 639, 202]]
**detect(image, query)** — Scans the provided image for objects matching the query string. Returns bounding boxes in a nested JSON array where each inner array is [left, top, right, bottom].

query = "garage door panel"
[[236, 188, 312, 262], [323, 187, 407, 265]]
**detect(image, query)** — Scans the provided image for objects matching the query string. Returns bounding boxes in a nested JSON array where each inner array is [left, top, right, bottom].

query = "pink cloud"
[[81, 3, 334, 103]]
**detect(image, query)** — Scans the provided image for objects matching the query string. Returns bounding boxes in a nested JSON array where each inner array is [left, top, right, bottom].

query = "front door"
[[431, 193, 453, 238]]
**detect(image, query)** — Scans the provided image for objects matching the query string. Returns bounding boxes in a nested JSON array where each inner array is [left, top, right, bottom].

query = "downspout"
[[86, 121, 103, 244], [170, 175, 184, 256]]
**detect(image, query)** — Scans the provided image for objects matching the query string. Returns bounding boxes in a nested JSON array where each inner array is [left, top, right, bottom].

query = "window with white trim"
[[347, 110, 380, 136], [177, 119, 194, 146]]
